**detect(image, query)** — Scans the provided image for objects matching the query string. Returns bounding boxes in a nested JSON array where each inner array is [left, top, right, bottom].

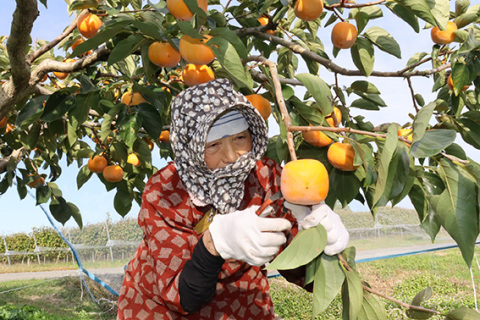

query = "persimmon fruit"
[[294, 0, 324, 21], [447, 74, 469, 92], [182, 64, 215, 87], [331, 21, 358, 49], [258, 16, 275, 35], [148, 42, 181, 68], [121, 91, 147, 105], [159, 130, 170, 143], [53, 58, 76, 80], [179, 34, 215, 65], [431, 21, 457, 45], [103, 165, 124, 182], [281, 159, 329, 205], [302, 127, 333, 147], [327, 142, 359, 171], [88, 155, 108, 173], [77, 13, 102, 39], [397, 128, 413, 142], [325, 107, 342, 127], [127, 153, 141, 167], [245, 94, 272, 121], [166, 0, 208, 21], [0, 117, 7, 128]]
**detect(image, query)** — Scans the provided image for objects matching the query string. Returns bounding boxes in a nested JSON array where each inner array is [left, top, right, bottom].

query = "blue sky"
[[1, 1, 477, 235]]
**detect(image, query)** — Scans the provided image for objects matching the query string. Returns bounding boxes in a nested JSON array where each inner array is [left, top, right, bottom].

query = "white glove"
[[209, 205, 292, 266], [284, 202, 349, 256]]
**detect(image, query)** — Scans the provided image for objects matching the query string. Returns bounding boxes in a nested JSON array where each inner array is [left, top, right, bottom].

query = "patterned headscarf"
[[170, 79, 268, 214]]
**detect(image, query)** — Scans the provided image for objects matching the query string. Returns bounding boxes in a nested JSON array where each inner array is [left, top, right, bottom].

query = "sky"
[[1, 1, 478, 235]]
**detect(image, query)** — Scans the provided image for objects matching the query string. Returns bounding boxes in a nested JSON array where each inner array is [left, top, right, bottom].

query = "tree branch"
[[0, 147, 26, 174], [237, 28, 450, 78], [26, 10, 84, 64]]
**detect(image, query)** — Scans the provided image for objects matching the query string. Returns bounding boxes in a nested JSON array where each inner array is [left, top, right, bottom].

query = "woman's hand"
[[208, 205, 292, 266]]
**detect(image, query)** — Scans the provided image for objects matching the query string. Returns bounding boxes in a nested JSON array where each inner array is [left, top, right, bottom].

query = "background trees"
[[1, 0, 480, 317]]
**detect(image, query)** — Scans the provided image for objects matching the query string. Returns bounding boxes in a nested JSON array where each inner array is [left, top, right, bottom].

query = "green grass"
[[0, 277, 117, 320], [0, 259, 130, 274], [1, 248, 478, 319], [270, 247, 480, 320]]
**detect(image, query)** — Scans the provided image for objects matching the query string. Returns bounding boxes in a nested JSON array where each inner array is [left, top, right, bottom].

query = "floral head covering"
[[170, 79, 268, 214]]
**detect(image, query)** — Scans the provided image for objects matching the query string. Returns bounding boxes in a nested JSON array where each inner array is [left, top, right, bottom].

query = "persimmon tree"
[[1, 0, 480, 318]]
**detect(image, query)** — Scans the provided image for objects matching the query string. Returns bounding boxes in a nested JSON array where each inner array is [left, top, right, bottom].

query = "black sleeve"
[[179, 235, 225, 314]]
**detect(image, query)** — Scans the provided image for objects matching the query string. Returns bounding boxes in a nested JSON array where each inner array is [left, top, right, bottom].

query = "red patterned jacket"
[[117, 157, 299, 320]]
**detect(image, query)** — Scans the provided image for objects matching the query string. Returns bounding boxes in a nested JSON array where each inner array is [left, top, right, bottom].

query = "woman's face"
[[204, 129, 253, 170]]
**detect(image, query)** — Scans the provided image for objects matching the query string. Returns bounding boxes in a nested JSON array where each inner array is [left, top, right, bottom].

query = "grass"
[[0, 260, 130, 274], [270, 247, 480, 320], [0, 248, 478, 319]]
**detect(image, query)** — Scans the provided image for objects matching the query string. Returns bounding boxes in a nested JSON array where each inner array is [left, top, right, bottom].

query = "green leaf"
[[16, 96, 48, 129], [445, 305, 480, 319], [77, 165, 93, 189], [351, 37, 375, 76], [49, 197, 73, 225], [210, 27, 248, 60], [312, 254, 346, 316], [131, 20, 163, 39], [405, 287, 434, 319], [364, 26, 402, 59], [267, 225, 327, 270], [325, 170, 361, 208], [108, 34, 145, 66], [208, 37, 253, 90], [406, 52, 428, 70], [426, 0, 450, 29], [385, 1, 419, 32], [289, 97, 324, 125], [114, 189, 133, 217], [412, 101, 436, 144], [455, 5, 480, 29], [72, 21, 129, 58], [350, 81, 380, 94], [410, 129, 456, 158], [432, 159, 479, 267], [138, 103, 163, 140], [457, 118, 480, 150], [35, 184, 51, 205], [372, 126, 398, 207], [41, 90, 76, 122], [119, 112, 142, 149], [350, 98, 379, 110], [393, 0, 437, 27], [358, 292, 387, 320], [69, 92, 98, 129], [295, 73, 333, 116], [342, 269, 364, 320]]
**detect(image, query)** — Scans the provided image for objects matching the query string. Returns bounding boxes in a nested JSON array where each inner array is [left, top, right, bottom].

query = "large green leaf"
[[350, 98, 380, 110], [358, 292, 387, 320], [393, 0, 437, 27], [364, 26, 401, 59], [312, 254, 345, 316], [342, 269, 364, 320], [372, 125, 398, 207], [446, 306, 480, 319], [138, 103, 163, 140], [457, 118, 480, 150], [41, 90, 76, 122], [77, 165, 93, 189], [412, 102, 436, 143], [49, 196, 82, 227], [114, 189, 133, 217], [267, 225, 327, 270], [432, 159, 479, 267], [16, 96, 48, 129], [350, 81, 380, 94], [295, 73, 333, 116], [108, 34, 145, 66], [208, 37, 253, 90], [410, 129, 456, 158], [405, 287, 435, 319], [426, 0, 450, 29], [325, 169, 361, 208], [350, 5, 383, 33], [385, 1, 419, 33], [118, 112, 142, 149], [351, 37, 375, 76], [210, 27, 248, 60]]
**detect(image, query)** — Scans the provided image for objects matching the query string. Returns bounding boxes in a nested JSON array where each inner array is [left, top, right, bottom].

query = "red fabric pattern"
[[117, 157, 298, 320]]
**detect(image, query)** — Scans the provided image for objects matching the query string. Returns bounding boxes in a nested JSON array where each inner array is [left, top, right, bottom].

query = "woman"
[[117, 79, 349, 319]]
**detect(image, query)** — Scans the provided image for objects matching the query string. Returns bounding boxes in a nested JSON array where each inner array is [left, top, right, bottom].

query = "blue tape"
[[27, 189, 120, 297]]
